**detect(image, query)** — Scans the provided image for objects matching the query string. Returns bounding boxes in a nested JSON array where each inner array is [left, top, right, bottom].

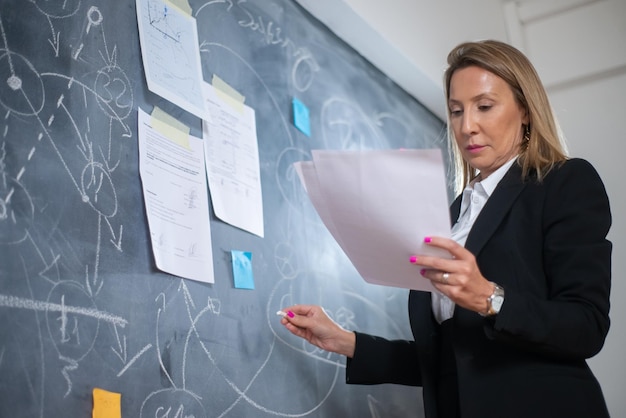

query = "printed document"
[[202, 82, 264, 237], [295, 149, 451, 291], [138, 108, 214, 283]]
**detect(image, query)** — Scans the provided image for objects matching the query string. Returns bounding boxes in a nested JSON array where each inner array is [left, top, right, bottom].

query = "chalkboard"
[[0, 0, 448, 416]]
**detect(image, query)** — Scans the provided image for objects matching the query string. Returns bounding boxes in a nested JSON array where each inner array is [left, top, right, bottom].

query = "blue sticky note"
[[292, 97, 311, 137], [231, 250, 254, 289]]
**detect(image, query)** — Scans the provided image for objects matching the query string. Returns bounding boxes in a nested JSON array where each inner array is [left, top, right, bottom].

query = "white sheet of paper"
[[298, 149, 451, 291], [138, 108, 214, 283], [293, 161, 344, 248], [136, 0, 207, 119], [202, 82, 264, 237]]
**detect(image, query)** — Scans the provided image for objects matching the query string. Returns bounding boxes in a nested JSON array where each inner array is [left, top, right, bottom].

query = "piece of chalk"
[[276, 310, 287, 317]]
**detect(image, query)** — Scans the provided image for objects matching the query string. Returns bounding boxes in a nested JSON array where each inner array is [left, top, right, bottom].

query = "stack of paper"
[[294, 149, 451, 292]]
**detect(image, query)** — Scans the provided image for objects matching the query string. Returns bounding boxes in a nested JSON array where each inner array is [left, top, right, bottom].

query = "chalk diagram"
[[1, 1, 427, 417], [0, 2, 136, 414], [190, 2, 421, 417]]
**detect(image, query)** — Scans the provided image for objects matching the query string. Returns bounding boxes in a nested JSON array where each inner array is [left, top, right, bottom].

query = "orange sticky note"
[[93, 388, 121, 418]]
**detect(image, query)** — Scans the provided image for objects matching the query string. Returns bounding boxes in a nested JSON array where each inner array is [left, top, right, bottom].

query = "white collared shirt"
[[431, 157, 517, 323]]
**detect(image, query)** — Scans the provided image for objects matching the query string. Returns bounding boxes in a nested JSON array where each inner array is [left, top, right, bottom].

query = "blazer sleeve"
[[345, 332, 422, 386], [488, 158, 612, 359]]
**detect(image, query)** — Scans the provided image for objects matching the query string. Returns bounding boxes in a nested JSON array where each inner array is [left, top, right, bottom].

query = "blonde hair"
[[443, 40, 568, 194]]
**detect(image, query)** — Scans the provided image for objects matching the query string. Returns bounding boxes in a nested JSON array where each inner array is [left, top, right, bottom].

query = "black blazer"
[[346, 158, 612, 418]]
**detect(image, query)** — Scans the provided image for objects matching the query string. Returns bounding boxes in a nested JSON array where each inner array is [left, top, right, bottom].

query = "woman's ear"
[[522, 108, 530, 125]]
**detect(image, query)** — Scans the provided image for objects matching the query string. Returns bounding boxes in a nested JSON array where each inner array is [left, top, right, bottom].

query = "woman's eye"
[[449, 109, 462, 116], [478, 105, 492, 111]]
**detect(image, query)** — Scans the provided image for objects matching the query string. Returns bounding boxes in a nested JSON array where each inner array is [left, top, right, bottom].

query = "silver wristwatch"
[[484, 282, 505, 316]]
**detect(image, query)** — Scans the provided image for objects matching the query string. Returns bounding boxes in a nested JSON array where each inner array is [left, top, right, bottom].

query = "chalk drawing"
[[0, 1, 429, 416]]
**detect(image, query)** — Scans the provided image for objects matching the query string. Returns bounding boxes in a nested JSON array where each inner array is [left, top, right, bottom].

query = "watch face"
[[492, 295, 504, 312]]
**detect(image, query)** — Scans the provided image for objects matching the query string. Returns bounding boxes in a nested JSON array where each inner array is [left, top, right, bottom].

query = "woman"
[[280, 40, 612, 418]]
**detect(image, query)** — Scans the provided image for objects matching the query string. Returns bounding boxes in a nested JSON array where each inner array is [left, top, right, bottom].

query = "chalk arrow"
[[110, 224, 123, 251], [111, 324, 127, 363], [48, 31, 61, 57], [38, 253, 60, 283]]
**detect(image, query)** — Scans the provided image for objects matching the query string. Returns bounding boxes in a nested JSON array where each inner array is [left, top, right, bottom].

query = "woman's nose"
[[461, 111, 478, 135]]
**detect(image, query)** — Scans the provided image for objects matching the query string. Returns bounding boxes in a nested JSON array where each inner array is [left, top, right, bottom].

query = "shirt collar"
[[473, 157, 517, 197]]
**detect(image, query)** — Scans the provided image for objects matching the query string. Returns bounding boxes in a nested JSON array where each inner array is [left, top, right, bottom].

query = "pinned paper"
[[292, 97, 311, 137], [150, 106, 190, 149], [212, 75, 245, 113], [92, 388, 121, 418], [138, 109, 215, 284], [136, 0, 206, 119], [202, 82, 265, 238], [231, 250, 254, 289]]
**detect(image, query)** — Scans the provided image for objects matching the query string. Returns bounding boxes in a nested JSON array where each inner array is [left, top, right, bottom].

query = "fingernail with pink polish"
[[424, 237, 432, 243], [287, 311, 295, 318], [420, 269, 426, 276], [409, 255, 418, 264]]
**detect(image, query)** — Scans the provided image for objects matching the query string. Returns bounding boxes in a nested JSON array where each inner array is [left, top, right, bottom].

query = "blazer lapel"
[[464, 163, 527, 256], [449, 194, 462, 226]]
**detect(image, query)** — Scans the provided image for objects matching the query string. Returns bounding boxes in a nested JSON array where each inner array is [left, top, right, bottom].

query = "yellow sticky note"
[[93, 387, 121, 418]]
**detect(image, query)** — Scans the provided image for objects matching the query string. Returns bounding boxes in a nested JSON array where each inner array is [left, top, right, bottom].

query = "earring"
[[523, 125, 531, 143]]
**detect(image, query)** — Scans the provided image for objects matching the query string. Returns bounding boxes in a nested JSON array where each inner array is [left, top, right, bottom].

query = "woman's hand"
[[279, 304, 356, 358], [412, 236, 495, 314]]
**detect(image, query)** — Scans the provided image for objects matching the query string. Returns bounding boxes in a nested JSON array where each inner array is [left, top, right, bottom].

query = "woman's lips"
[[466, 144, 484, 153]]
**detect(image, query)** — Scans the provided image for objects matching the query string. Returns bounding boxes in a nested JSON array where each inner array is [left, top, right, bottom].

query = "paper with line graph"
[[136, 0, 207, 119]]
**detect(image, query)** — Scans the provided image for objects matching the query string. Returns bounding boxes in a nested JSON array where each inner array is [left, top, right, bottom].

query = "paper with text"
[[295, 149, 451, 291], [202, 82, 264, 237], [138, 108, 214, 283]]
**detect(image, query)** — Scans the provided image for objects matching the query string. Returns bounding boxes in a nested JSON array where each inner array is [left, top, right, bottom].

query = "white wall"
[[520, 4, 626, 414], [296, 0, 626, 415], [551, 72, 626, 414]]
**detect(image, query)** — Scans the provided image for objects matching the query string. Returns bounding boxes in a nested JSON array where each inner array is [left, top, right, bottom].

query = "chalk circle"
[[94, 65, 134, 119], [87, 6, 103, 27], [140, 389, 206, 418], [46, 280, 99, 362], [32, 0, 81, 18], [7, 74, 21, 90], [0, 52, 45, 116], [0, 176, 34, 244], [291, 48, 319, 92], [80, 162, 118, 218]]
